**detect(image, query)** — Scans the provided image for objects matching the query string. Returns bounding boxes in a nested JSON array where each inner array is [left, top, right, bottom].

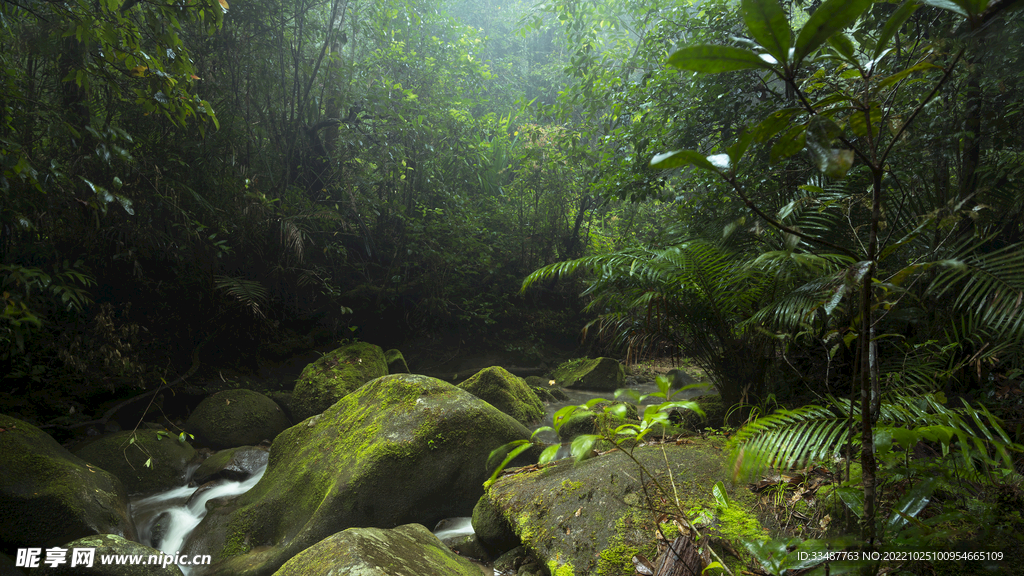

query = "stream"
[[127, 377, 707, 573]]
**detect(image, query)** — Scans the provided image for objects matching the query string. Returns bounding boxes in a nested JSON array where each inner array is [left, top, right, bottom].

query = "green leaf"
[[650, 149, 717, 172], [877, 61, 942, 89], [827, 32, 857, 62], [849, 103, 881, 139], [144, 458, 152, 468], [754, 108, 802, 142], [920, 0, 969, 17], [770, 123, 807, 162], [539, 443, 561, 464], [712, 480, 731, 509], [887, 477, 940, 532], [793, 0, 874, 65], [740, 0, 792, 64], [874, 1, 920, 60], [571, 434, 601, 462], [667, 45, 774, 74]]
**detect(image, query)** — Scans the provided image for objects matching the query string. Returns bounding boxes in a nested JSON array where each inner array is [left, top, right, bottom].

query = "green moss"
[[458, 366, 544, 424], [548, 559, 576, 576], [561, 479, 584, 493], [596, 510, 658, 576]]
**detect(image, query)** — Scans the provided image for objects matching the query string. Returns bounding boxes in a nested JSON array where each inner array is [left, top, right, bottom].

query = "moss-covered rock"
[[192, 446, 269, 485], [291, 342, 388, 420], [678, 394, 727, 430], [472, 495, 520, 556], [270, 524, 482, 576], [0, 414, 138, 551], [185, 390, 291, 450], [384, 349, 410, 374], [73, 430, 197, 494], [183, 374, 533, 576], [458, 366, 544, 424], [34, 534, 183, 576], [485, 438, 764, 576], [553, 357, 625, 392]]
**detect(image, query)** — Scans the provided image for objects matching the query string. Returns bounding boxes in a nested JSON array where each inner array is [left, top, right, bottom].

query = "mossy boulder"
[[185, 389, 291, 450], [270, 523, 482, 576], [291, 341, 388, 420], [73, 430, 197, 494], [458, 366, 545, 424], [34, 534, 183, 576], [472, 495, 520, 556], [553, 357, 625, 392], [485, 438, 764, 576], [183, 374, 533, 576], [192, 446, 269, 485], [384, 349, 409, 373], [0, 414, 138, 552]]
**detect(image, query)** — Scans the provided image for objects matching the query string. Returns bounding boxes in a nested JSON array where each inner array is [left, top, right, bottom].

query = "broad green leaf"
[[667, 45, 774, 74], [539, 443, 561, 464], [484, 440, 532, 486], [834, 486, 864, 518], [874, 1, 920, 60], [889, 427, 919, 450], [827, 32, 857, 62], [804, 116, 853, 178], [877, 61, 942, 89], [770, 123, 807, 163], [650, 149, 717, 172], [794, 0, 874, 65], [887, 477, 939, 531], [571, 434, 601, 462], [712, 480, 731, 508], [921, 0, 969, 17], [754, 108, 802, 142], [849, 103, 881, 139], [740, 0, 792, 64], [727, 129, 756, 165]]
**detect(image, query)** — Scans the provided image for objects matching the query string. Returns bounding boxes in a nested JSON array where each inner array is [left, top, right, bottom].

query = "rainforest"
[[2, 0, 1024, 575]]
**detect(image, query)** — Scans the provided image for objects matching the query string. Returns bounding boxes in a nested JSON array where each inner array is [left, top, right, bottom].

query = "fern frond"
[[215, 275, 269, 318], [731, 404, 853, 478]]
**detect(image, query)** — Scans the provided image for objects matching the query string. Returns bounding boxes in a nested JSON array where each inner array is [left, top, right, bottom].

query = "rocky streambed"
[[1, 342, 751, 576]]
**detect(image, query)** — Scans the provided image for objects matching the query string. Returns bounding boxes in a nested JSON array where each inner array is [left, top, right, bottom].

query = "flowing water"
[[130, 465, 267, 574], [127, 376, 709, 573]]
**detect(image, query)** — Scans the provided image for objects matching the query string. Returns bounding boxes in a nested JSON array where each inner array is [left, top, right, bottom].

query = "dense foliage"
[[3, 0, 1024, 569]]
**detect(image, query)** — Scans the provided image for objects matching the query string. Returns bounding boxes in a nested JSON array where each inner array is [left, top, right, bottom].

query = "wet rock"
[[485, 438, 760, 576], [184, 374, 534, 576], [270, 524, 482, 576], [553, 357, 625, 392], [458, 366, 544, 424], [192, 446, 269, 485], [185, 390, 290, 450], [34, 534, 183, 576], [0, 414, 138, 550], [74, 430, 197, 494], [472, 495, 519, 556], [291, 341, 388, 420], [385, 348, 410, 374]]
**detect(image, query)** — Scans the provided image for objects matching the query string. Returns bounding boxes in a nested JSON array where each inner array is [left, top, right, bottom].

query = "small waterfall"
[[131, 465, 267, 574]]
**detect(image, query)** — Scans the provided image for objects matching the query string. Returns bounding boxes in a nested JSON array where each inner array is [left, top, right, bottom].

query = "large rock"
[[384, 349, 409, 373], [485, 438, 763, 576], [270, 524, 483, 576], [34, 534, 183, 576], [74, 430, 197, 494], [472, 495, 519, 557], [185, 389, 290, 450], [192, 446, 269, 485], [0, 414, 138, 551], [291, 341, 388, 419], [553, 357, 625, 392], [458, 366, 544, 424], [183, 374, 533, 576]]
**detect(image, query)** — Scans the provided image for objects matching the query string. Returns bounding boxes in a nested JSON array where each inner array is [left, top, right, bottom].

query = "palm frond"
[[215, 275, 269, 318]]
